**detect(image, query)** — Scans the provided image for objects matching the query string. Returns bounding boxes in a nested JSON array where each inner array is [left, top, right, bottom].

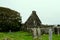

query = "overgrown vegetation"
[[0, 32, 60, 40], [0, 7, 21, 32]]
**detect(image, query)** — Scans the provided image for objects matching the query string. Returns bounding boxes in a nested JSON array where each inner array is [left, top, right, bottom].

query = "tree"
[[0, 7, 21, 32]]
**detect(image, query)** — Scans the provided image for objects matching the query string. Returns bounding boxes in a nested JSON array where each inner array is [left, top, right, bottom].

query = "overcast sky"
[[0, 0, 60, 25]]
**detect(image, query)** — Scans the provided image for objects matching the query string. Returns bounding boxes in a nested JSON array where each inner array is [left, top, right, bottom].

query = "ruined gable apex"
[[25, 10, 42, 28]]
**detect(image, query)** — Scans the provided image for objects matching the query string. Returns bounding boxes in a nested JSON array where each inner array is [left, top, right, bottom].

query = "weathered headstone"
[[49, 28, 52, 40], [37, 27, 41, 40], [32, 27, 41, 40], [32, 28, 37, 40], [33, 28, 37, 38], [37, 27, 41, 37]]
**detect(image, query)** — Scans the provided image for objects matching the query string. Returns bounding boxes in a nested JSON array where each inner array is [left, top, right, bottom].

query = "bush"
[[0, 7, 21, 32]]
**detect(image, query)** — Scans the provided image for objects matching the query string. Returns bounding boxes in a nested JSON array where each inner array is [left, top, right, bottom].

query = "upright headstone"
[[37, 27, 41, 40], [49, 28, 52, 40], [37, 27, 41, 37], [32, 28, 37, 40]]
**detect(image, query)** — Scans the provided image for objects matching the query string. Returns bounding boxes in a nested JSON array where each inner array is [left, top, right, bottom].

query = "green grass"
[[40, 34, 60, 40], [0, 31, 32, 40], [0, 31, 60, 40]]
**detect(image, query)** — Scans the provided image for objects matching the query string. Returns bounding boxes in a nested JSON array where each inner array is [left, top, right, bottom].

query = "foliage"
[[0, 7, 21, 32]]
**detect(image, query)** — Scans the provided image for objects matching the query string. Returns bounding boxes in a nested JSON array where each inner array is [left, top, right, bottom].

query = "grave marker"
[[37, 27, 41, 40], [49, 28, 52, 40]]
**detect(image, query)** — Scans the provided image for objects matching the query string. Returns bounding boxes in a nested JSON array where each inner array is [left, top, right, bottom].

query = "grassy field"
[[0, 31, 32, 40], [40, 34, 60, 40], [0, 31, 60, 40]]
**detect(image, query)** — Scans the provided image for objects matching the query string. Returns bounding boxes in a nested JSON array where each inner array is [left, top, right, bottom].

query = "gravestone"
[[37, 27, 41, 37], [37, 27, 41, 40], [32, 28, 41, 40], [49, 28, 52, 40], [33, 28, 37, 38], [32, 28, 37, 40]]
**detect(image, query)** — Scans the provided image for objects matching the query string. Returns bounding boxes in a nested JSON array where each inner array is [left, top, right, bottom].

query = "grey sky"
[[0, 0, 60, 25]]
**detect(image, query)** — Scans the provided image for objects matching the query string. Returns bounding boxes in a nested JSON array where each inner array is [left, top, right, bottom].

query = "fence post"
[[49, 28, 52, 40]]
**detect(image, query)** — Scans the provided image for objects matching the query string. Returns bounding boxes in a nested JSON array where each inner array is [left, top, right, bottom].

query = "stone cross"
[[49, 28, 52, 40]]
